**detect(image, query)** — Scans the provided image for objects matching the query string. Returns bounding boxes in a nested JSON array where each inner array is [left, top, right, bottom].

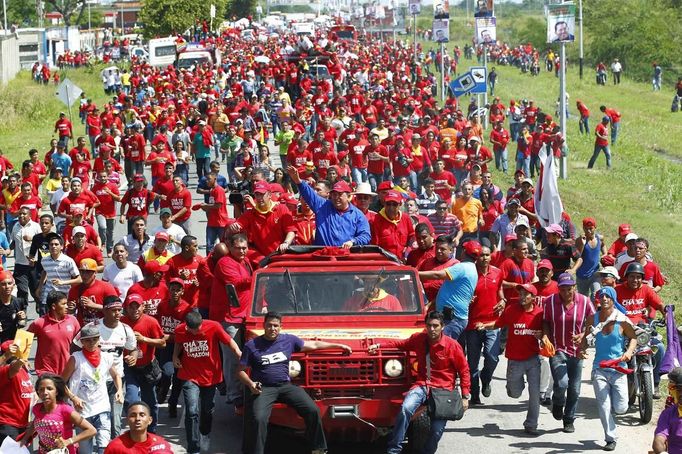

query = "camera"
[[228, 183, 250, 205]]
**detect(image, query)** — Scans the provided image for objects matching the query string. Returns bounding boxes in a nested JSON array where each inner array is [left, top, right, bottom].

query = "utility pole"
[[578, 0, 583, 79], [412, 11, 417, 64], [559, 42, 567, 179]]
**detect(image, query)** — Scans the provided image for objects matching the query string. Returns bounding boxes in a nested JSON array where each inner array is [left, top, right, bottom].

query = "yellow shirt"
[[141, 247, 174, 265], [451, 197, 483, 233]]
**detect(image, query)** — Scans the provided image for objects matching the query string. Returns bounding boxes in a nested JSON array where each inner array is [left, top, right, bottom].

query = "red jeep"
[[241, 246, 430, 449]]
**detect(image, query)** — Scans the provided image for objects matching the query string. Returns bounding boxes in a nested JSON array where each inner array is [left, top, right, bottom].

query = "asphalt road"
[[19, 147, 658, 453]]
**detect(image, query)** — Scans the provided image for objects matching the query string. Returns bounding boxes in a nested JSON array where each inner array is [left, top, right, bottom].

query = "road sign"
[[449, 71, 476, 98], [55, 78, 82, 107], [469, 66, 487, 94]]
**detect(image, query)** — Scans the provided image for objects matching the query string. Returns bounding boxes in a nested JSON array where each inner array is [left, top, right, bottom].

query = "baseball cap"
[[159, 208, 172, 217], [144, 261, 169, 274], [338, 150, 349, 161], [198, 120, 207, 126], [597, 266, 620, 280], [537, 259, 554, 270], [99, 144, 111, 153], [557, 272, 576, 287], [514, 169, 525, 176], [73, 226, 87, 236], [411, 133, 422, 140], [331, 180, 352, 193], [516, 283, 538, 296], [268, 183, 285, 193], [123, 293, 144, 307], [133, 174, 145, 182], [0, 340, 14, 354], [463, 240, 483, 258], [280, 193, 298, 206], [506, 198, 520, 207], [469, 136, 481, 143], [79, 258, 98, 271], [582, 217, 597, 228], [155, 231, 170, 242], [253, 181, 270, 194], [79, 324, 100, 339], [515, 218, 530, 229], [168, 277, 185, 286], [377, 181, 393, 192], [504, 234, 517, 244], [103, 295, 123, 309], [618, 224, 631, 235], [624, 233, 638, 243], [544, 223, 563, 235], [384, 190, 403, 204], [522, 178, 534, 186], [602, 116, 611, 122], [71, 207, 85, 216]]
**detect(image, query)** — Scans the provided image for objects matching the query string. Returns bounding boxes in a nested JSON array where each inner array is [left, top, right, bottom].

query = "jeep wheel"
[[406, 411, 431, 453]]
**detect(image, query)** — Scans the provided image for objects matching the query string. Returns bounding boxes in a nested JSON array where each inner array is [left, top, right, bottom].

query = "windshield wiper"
[[360, 267, 386, 309], [284, 269, 299, 313]]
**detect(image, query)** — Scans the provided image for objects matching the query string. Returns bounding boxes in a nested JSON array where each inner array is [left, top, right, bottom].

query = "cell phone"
[[255, 382, 262, 390]]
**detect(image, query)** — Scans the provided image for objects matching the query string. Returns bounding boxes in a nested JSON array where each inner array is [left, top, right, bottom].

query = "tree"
[[0, 0, 39, 27], [140, 0, 225, 38], [226, 0, 256, 19], [44, 0, 87, 26]]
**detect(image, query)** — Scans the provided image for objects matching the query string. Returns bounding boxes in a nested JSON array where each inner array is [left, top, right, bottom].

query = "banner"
[[434, 0, 449, 19], [547, 3, 575, 43], [408, 0, 420, 15], [474, 0, 493, 17], [534, 144, 564, 228], [474, 17, 496, 45], [432, 19, 449, 43]]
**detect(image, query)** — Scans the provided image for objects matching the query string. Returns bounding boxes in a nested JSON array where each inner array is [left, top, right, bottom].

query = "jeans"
[[443, 317, 468, 343], [611, 122, 620, 145], [196, 157, 211, 180], [652, 336, 666, 386], [174, 219, 192, 236], [124, 365, 159, 432], [463, 329, 500, 399], [175, 163, 189, 186], [516, 153, 530, 177], [352, 167, 368, 186], [157, 343, 182, 408], [494, 148, 508, 173], [107, 380, 124, 438], [96, 215, 115, 252], [206, 226, 225, 252], [182, 380, 216, 454], [529, 154, 540, 178], [368, 172, 384, 192], [454, 169, 468, 189], [549, 350, 583, 423], [244, 382, 326, 454], [577, 274, 601, 301], [509, 123, 521, 142], [592, 368, 628, 443], [13, 263, 39, 314], [221, 322, 245, 405], [386, 386, 448, 454], [76, 411, 110, 454], [507, 356, 541, 430], [588, 145, 612, 169], [579, 116, 590, 134]]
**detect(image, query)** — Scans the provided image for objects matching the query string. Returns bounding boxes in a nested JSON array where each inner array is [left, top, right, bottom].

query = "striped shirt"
[[542, 292, 595, 357], [40, 253, 79, 304], [427, 213, 462, 237]]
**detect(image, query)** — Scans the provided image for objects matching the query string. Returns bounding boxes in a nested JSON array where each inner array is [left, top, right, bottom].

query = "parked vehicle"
[[628, 319, 665, 423], [148, 37, 178, 67]]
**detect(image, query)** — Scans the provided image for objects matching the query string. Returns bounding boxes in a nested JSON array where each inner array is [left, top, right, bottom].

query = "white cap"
[[73, 226, 87, 236]]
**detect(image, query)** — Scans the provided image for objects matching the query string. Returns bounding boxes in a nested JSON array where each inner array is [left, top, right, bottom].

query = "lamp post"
[[578, 0, 583, 79], [3, 0, 8, 34]]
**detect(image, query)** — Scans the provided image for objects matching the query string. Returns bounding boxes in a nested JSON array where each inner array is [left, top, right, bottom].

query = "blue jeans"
[[443, 317, 468, 343], [206, 226, 225, 252], [196, 157, 211, 180], [454, 169, 468, 189], [151, 176, 160, 210], [352, 167, 368, 186], [579, 116, 590, 135], [588, 145, 612, 169], [507, 356, 541, 430], [124, 365, 158, 432], [611, 122, 620, 145], [368, 172, 384, 192], [510, 123, 521, 142], [221, 322, 245, 405], [387, 386, 447, 454], [494, 148, 508, 173], [463, 329, 500, 399], [549, 351, 583, 423], [592, 368, 628, 443], [516, 153, 530, 177], [652, 336, 665, 386], [182, 380, 216, 454], [174, 163, 189, 186], [76, 412, 110, 454], [529, 154, 541, 178]]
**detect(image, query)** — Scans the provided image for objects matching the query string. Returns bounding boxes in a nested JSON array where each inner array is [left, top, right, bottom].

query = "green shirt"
[[193, 133, 212, 159], [275, 130, 295, 156]]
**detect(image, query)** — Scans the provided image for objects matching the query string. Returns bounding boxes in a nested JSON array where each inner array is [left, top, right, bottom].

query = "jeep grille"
[[309, 359, 377, 383]]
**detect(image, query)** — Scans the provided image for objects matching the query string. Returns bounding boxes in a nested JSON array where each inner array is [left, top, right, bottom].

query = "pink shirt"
[[33, 402, 76, 454], [542, 293, 595, 357], [27, 315, 80, 375]]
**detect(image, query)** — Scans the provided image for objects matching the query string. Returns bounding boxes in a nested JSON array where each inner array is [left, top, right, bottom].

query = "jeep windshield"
[[252, 270, 421, 315]]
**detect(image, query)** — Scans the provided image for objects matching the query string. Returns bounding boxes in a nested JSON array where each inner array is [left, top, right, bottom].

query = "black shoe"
[[563, 422, 575, 433], [603, 441, 616, 451], [156, 384, 169, 405], [552, 404, 564, 421], [541, 397, 552, 407], [168, 406, 177, 418], [470, 396, 483, 406], [217, 381, 227, 396], [653, 387, 661, 400], [524, 427, 539, 436], [482, 382, 492, 398]]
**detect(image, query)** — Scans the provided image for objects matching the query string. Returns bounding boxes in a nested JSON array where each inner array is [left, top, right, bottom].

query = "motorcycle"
[[628, 319, 666, 424]]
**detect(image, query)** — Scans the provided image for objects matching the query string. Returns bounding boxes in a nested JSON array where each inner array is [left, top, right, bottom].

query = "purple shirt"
[[655, 405, 682, 452], [542, 292, 595, 357], [241, 333, 304, 386]]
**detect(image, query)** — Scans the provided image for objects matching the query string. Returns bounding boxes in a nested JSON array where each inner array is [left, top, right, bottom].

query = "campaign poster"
[[434, 0, 449, 19], [408, 0, 420, 15], [474, 0, 493, 17], [13, 330, 34, 361], [433, 19, 449, 43], [547, 3, 576, 43], [474, 17, 496, 45]]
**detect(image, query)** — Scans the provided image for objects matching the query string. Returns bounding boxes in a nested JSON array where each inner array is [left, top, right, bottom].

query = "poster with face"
[[434, 0, 449, 19], [474, 0, 493, 17], [433, 19, 450, 43], [547, 3, 576, 43], [408, 0, 421, 15], [474, 17, 496, 45]]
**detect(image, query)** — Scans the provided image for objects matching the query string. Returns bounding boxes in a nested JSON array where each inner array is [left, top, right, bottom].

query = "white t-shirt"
[[74, 319, 137, 378], [11, 220, 41, 266], [68, 350, 115, 417], [151, 224, 186, 254], [102, 261, 143, 300]]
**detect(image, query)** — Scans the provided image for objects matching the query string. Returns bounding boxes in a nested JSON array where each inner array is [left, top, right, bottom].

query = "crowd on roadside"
[[0, 21, 678, 454]]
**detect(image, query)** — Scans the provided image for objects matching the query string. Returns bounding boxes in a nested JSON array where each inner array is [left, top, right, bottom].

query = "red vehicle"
[[329, 25, 357, 41], [239, 246, 430, 448]]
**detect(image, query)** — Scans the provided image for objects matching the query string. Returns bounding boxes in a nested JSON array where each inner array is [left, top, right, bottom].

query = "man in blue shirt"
[[287, 166, 371, 248], [238, 312, 352, 454], [51, 144, 73, 176], [419, 239, 481, 341]]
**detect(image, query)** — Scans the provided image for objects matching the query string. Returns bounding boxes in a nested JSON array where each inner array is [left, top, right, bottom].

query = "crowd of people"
[[0, 20, 677, 454]]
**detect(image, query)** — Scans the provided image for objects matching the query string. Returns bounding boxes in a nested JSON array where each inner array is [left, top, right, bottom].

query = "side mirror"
[[225, 284, 241, 308]]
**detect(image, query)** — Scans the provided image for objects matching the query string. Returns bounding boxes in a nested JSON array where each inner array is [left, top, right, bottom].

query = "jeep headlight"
[[289, 360, 302, 378], [384, 359, 404, 378], [637, 331, 650, 347]]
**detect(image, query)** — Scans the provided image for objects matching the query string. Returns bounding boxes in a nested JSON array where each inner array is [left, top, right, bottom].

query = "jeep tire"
[[406, 411, 431, 453]]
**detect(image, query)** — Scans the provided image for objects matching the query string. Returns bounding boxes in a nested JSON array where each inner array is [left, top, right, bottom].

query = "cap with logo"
[[79, 258, 98, 271]]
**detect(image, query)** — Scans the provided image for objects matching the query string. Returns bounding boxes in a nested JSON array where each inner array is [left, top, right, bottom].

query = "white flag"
[[534, 144, 563, 228]]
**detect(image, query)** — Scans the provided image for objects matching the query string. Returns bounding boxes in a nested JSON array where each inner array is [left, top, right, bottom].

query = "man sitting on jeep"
[[344, 275, 402, 312]]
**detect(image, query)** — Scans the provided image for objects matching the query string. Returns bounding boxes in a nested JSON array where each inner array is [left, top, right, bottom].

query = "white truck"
[[176, 43, 222, 70], [148, 37, 177, 67]]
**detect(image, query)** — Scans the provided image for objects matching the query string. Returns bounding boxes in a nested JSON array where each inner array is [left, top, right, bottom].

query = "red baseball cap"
[[504, 234, 518, 244], [516, 283, 538, 296], [168, 277, 184, 286], [155, 231, 170, 242], [463, 240, 483, 258], [269, 183, 285, 193], [253, 181, 270, 194], [133, 174, 145, 182], [384, 190, 403, 204], [280, 193, 298, 206], [537, 259, 554, 270], [144, 261, 169, 274], [123, 293, 144, 307], [331, 180, 352, 193], [377, 181, 393, 192], [582, 217, 597, 228], [618, 223, 631, 235]]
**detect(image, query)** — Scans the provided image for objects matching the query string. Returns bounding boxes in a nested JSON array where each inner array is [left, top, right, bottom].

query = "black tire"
[[406, 410, 431, 453], [638, 370, 654, 424]]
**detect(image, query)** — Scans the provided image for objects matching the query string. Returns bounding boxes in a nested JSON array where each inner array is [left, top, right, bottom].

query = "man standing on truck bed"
[[369, 310, 471, 454], [238, 312, 352, 454]]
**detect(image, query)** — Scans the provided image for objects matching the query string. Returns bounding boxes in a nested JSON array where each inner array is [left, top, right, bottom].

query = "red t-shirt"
[[58, 191, 98, 218], [105, 432, 174, 453], [27, 315, 80, 375], [71, 160, 92, 186], [312, 151, 337, 179], [121, 188, 155, 219], [595, 122, 609, 146], [67, 279, 119, 326], [429, 170, 456, 202], [127, 281, 169, 317], [365, 144, 389, 175], [120, 314, 164, 367], [23, 173, 41, 196], [500, 257, 536, 304], [92, 182, 120, 218], [153, 177, 175, 208], [65, 243, 104, 268], [406, 246, 435, 269], [350, 139, 369, 169], [0, 365, 33, 428], [467, 266, 503, 328], [495, 303, 544, 361], [175, 319, 232, 386], [10, 195, 42, 222], [617, 260, 665, 289], [127, 134, 147, 162], [236, 204, 296, 258], [167, 255, 203, 307], [167, 188, 192, 222], [370, 212, 415, 260], [154, 299, 193, 336], [207, 185, 229, 227], [615, 283, 664, 324]]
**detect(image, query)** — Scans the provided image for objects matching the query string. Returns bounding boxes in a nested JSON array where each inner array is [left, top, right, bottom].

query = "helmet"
[[625, 262, 644, 276]]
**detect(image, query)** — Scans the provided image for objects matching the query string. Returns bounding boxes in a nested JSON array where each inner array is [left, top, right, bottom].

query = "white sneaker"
[[200, 434, 210, 451]]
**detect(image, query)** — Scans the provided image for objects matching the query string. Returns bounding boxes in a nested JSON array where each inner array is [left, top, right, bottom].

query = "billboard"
[[433, 19, 449, 43], [474, 0, 493, 17], [547, 3, 576, 43], [474, 17, 496, 45], [408, 0, 420, 15], [434, 0, 449, 19]]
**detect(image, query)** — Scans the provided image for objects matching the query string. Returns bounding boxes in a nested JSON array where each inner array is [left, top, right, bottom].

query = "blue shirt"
[[51, 153, 72, 175], [197, 174, 228, 202], [436, 261, 478, 320], [298, 182, 371, 247], [0, 231, 8, 266], [240, 333, 304, 386]]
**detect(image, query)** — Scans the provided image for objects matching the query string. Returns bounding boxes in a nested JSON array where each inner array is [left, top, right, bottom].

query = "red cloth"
[[127, 281, 169, 317], [615, 283, 664, 324], [81, 348, 101, 368], [235, 204, 296, 258], [175, 319, 233, 386], [210, 254, 254, 323], [105, 432, 174, 453], [0, 364, 33, 428], [467, 266, 503, 329], [495, 303, 544, 361], [370, 212, 415, 260], [27, 314, 80, 375], [599, 359, 634, 374], [120, 314, 164, 367]]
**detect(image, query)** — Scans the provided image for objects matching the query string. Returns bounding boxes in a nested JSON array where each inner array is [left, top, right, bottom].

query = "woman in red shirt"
[[479, 187, 503, 244]]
